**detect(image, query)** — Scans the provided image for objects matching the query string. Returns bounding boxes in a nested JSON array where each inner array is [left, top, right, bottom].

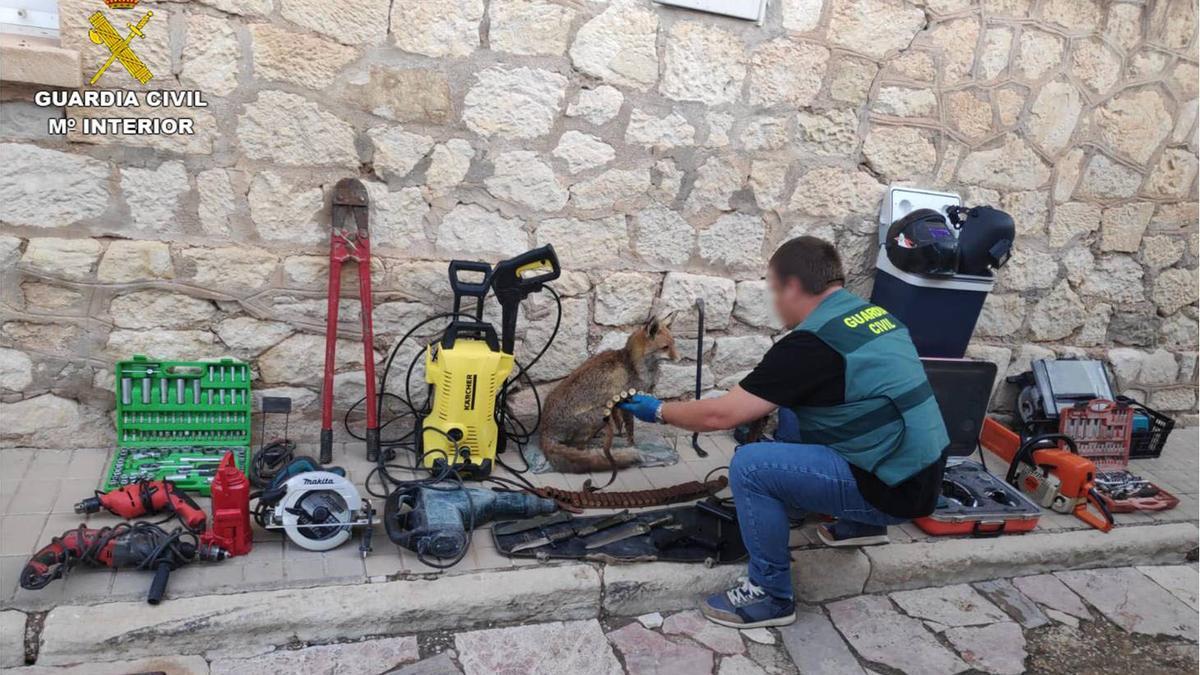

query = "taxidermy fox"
[[540, 316, 679, 472]]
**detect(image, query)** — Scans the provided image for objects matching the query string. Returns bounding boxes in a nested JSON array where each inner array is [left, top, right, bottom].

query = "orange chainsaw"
[[982, 418, 1113, 532]]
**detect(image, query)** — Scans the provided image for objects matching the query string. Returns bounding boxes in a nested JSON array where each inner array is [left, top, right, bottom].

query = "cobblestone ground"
[[23, 564, 1191, 674]]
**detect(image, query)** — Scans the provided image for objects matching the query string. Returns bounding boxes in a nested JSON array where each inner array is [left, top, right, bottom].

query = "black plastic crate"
[[1118, 395, 1175, 460]]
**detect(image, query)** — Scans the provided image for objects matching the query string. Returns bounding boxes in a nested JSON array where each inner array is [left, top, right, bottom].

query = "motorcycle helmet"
[[885, 208, 960, 277], [948, 205, 1015, 276]]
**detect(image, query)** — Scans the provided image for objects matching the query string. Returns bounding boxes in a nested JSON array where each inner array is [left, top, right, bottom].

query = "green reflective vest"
[[788, 289, 948, 486]]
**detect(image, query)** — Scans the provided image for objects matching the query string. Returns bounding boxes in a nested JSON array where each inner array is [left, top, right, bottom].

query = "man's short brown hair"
[[769, 236, 845, 294]]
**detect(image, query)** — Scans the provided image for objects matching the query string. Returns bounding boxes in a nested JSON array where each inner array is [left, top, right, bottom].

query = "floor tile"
[[27, 451, 73, 478], [0, 514, 47, 556], [7, 479, 61, 515], [52, 479, 97, 514], [64, 449, 112, 480]]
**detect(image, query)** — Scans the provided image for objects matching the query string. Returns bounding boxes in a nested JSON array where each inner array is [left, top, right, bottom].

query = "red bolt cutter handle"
[[321, 178, 380, 463]]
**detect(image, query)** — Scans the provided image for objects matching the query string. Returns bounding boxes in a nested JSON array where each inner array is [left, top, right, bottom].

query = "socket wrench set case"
[[914, 358, 1041, 537], [105, 355, 252, 494]]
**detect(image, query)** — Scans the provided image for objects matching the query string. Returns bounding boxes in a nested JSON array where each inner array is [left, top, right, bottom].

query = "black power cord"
[[249, 439, 296, 489], [338, 284, 564, 567]]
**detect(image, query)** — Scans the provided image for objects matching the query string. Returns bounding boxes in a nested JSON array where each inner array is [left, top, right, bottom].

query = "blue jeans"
[[729, 410, 906, 600]]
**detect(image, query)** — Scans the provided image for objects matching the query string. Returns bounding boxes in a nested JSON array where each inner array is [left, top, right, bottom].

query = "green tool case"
[[105, 355, 252, 494]]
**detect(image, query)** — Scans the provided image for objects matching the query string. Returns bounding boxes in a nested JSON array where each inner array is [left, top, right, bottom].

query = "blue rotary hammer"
[[384, 486, 556, 561]]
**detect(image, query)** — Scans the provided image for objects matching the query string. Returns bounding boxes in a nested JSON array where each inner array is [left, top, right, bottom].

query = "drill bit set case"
[[913, 358, 1042, 537], [106, 355, 252, 494]]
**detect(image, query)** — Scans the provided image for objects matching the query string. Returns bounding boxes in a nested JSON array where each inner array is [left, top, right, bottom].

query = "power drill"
[[20, 523, 228, 604], [384, 486, 556, 560], [75, 480, 207, 531]]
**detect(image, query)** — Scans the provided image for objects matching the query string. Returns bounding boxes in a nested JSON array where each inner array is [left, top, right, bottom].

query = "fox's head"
[[627, 314, 679, 362]]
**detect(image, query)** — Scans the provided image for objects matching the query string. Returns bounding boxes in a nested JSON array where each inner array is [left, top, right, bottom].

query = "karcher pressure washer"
[[418, 245, 560, 477]]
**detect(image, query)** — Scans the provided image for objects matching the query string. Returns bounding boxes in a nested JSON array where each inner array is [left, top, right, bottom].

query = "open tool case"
[[1014, 359, 1178, 512], [914, 359, 1041, 537], [1061, 398, 1179, 513], [104, 355, 251, 494], [493, 502, 747, 564]]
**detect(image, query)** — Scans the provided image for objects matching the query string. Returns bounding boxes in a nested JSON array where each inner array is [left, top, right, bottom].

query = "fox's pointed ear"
[[645, 315, 661, 337], [663, 311, 677, 327]]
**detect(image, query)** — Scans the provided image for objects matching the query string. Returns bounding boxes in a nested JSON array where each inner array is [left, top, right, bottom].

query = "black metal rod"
[[691, 298, 708, 458]]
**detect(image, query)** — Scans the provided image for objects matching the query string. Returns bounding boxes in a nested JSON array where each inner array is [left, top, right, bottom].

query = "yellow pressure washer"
[[418, 245, 560, 477]]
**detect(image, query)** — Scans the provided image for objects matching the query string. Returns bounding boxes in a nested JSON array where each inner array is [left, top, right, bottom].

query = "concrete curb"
[[861, 521, 1200, 594], [37, 565, 602, 666], [26, 522, 1199, 666]]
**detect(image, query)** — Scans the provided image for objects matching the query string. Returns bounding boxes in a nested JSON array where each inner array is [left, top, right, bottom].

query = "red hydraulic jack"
[[320, 178, 381, 464]]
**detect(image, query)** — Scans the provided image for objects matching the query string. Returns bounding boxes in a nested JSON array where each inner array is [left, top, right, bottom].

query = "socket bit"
[[121, 378, 133, 405]]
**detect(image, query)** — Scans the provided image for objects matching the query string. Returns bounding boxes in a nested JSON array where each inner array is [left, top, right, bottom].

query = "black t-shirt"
[[739, 331, 945, 519]]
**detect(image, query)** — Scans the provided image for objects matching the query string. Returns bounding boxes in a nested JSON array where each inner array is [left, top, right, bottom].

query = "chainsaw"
[[1005, 433, 1113, 532]]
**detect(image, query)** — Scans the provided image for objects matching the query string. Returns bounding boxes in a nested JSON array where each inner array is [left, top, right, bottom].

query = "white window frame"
[[0, 0, 59, 39]]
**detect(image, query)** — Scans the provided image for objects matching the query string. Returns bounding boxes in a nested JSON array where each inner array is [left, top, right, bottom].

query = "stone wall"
[[0, 0, 1197, 448]]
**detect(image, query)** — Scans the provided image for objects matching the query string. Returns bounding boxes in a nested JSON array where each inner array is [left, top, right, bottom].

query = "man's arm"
[[659, 386, 777, 433]]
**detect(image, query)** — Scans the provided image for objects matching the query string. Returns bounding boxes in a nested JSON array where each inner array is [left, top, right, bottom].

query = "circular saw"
[[264, 471, 374, 554]]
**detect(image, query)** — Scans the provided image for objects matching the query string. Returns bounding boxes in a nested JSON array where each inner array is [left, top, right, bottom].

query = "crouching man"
[[619, 236, 949, 629]]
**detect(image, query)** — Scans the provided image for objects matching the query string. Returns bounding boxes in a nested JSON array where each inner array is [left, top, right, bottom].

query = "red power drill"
[[20, 523, 227, 604], [74, 480, 207, 531]]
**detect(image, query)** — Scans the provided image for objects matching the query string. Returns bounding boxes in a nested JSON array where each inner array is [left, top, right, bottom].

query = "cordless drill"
[[384, 486, 557, 560], [75, 480, 207, 531], [20, 523, 228, 604]]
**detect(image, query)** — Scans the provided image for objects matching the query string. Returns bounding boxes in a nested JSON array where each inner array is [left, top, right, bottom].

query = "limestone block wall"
[[0, 0, 1197, 448]]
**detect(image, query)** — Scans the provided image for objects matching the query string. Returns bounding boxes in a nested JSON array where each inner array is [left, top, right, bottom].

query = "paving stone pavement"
[[454, 619, 623, 675], [1054, 567, 1199, 640], [973, 579, 1050, 629], [942, 622, 1027, 675], [1010, 574, 1093, 620], [890, 583, 1011, 629], [826, 594, 970, 675], [4, 564, 1195, 673], [1136, 564, 1200, 610], [3, 428, 1197, 611]]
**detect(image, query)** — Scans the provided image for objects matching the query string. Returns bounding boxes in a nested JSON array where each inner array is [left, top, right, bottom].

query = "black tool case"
[[493, 503, 747, 564], [914, 358, 1042, 537]]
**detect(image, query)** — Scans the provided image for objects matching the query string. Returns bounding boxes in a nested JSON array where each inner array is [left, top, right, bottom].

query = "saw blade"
[[282, 489, 353, 551]]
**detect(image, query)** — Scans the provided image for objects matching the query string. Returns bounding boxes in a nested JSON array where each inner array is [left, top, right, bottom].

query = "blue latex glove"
[[618, 393, 662, 423]]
